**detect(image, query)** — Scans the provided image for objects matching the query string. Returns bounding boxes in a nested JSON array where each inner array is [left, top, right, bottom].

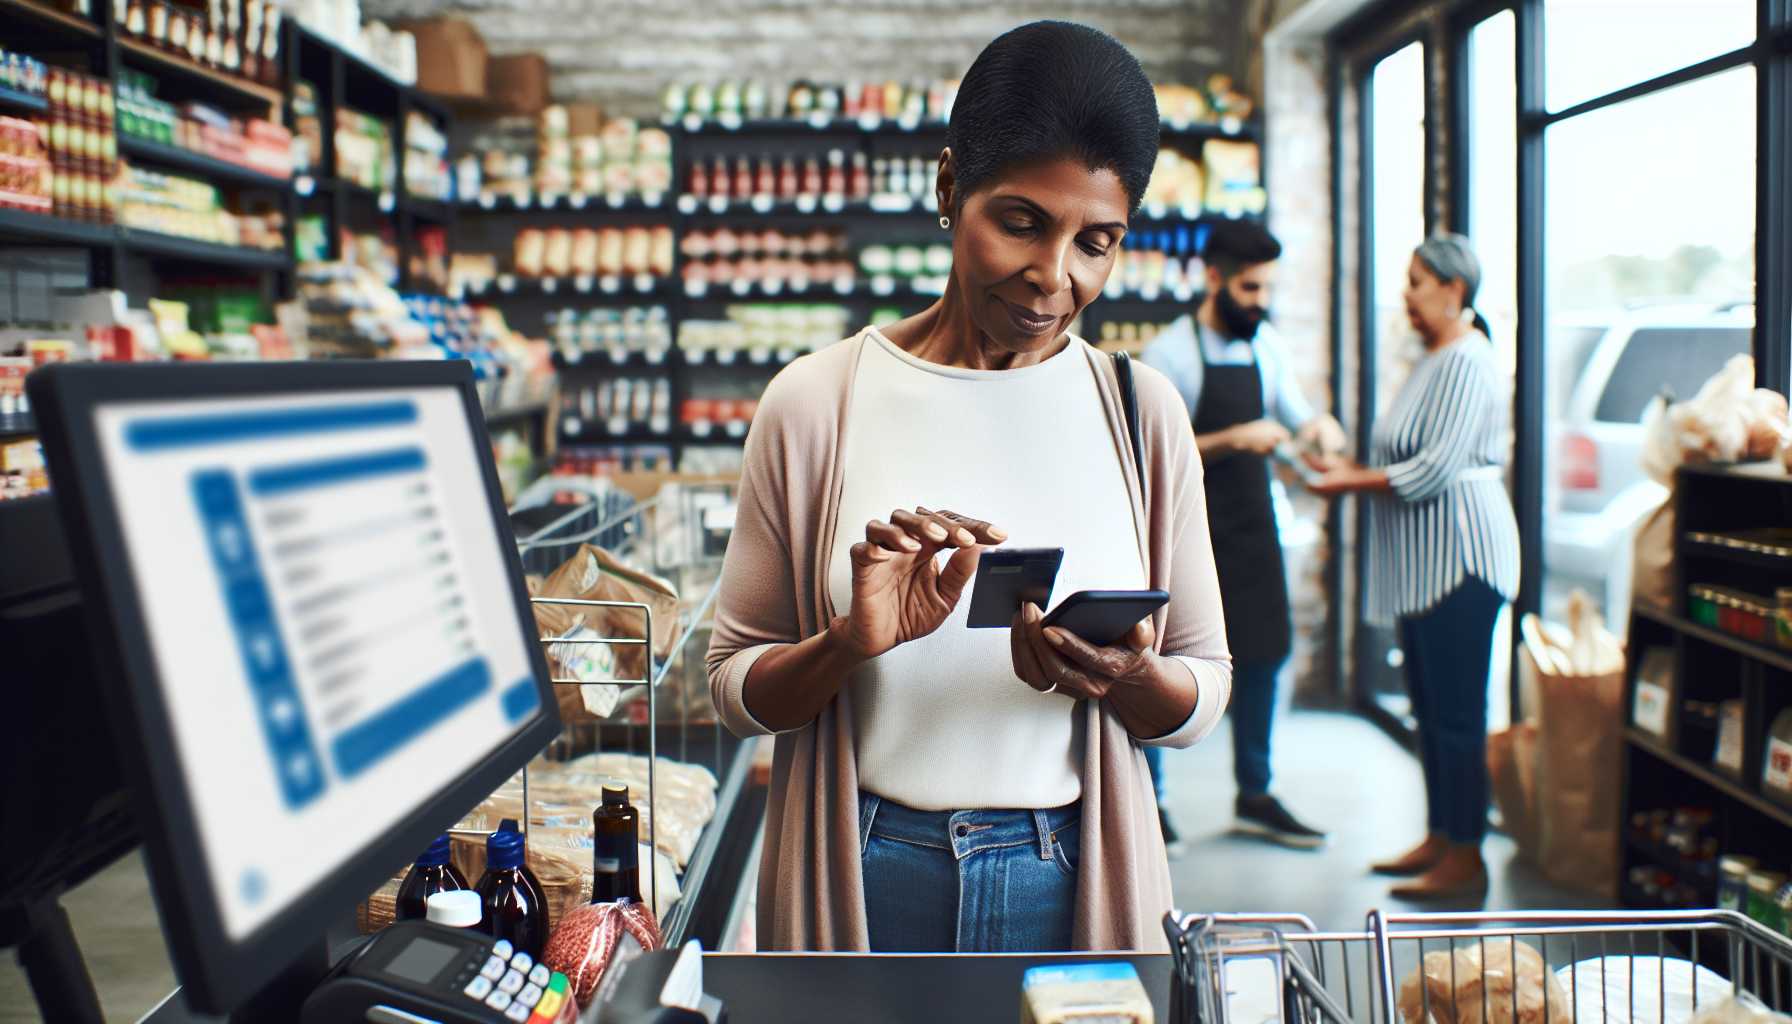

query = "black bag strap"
[[1112, 350, 1145, 501]]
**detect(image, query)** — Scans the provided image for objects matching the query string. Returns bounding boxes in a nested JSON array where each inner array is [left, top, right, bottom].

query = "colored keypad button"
[[480, 956, 507, 981], [528, 964, 551, 988], [492, 940, 514, 961], [499, 968, 525, 994], [463, 976, 493, 1000]]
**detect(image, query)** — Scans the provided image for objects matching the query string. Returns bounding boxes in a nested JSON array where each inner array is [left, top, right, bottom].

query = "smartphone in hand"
[[966, 548, 1064, 628], [1040, 590, 1169, 647]]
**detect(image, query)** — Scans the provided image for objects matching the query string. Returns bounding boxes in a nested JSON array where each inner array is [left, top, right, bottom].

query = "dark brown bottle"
[[476, 824, 550, 957], [592, 782, 642, 904], [395, 834, 469, 922]]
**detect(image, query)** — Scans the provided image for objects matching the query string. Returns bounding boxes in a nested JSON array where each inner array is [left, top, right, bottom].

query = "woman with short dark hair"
[[707, 21, 1232, 952], [1308, 233, 1520, 899]]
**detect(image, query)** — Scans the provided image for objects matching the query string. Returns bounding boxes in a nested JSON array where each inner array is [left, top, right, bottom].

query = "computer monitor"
[[26, 360, 561, 1014]]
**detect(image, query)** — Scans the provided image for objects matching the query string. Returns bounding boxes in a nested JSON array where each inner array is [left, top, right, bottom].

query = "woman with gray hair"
[[1307, 233, 1519, 899]]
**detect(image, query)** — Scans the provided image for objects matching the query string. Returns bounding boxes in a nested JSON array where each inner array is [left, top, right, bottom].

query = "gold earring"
[[939, 215, 951, 230]]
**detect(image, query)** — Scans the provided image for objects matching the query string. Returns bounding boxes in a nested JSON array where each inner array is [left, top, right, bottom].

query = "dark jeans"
[[1143, 657, 1283, 802], [857, 792, 1080, 952], [1397, 576, 1504, 845]]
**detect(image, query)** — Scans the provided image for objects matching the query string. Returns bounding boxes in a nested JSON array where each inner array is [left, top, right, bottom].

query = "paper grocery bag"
[[531, 544, 681, 722], [1488, 721, 1542, 862], [1630, 498, 1675, 613], [1530, 649, 1625, 899]]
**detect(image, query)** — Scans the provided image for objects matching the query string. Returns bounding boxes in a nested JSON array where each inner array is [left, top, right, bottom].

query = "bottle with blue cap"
[[475, 819, 550, 957], [395, 833, 469, 922]]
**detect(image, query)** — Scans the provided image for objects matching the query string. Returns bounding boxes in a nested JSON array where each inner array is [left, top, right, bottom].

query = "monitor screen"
[[89, 386, 542, 941]]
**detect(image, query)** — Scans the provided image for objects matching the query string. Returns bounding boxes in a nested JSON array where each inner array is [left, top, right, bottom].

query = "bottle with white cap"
[[424, 889, 484, 929]]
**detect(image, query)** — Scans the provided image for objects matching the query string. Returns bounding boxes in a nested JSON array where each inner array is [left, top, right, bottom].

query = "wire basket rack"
[[448, 477, 737, 927], [1166, 910, 1792, 1024]]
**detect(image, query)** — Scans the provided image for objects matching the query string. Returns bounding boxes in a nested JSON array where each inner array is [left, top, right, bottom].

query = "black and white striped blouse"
[[1366, 333, 1521, 623]]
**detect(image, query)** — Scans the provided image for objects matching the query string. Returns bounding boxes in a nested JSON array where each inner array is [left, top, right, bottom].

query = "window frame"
[[1326, 0, 1791, 720]]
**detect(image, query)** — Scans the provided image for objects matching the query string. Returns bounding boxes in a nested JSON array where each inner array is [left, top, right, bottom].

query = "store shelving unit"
[[458, 111, 1263, 467], [1619, 462, 1792, 911], [116, 134, 291, 189], [285, 24, 455, 294]]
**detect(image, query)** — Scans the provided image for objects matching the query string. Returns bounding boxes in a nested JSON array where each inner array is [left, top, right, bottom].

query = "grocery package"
[[334, 108, 395, 192], [1201, 139, 1267, 218], [39, 68, 119, 222], [664, 76, 957, 126], [119, 164, 283, 248], [1551, 957, 1737, 1024], [541, 900, 662, 1010], [116, 70, 293, 178], [1398, 940, 1569, 1024], [1691, 995, 1792, 1024], [532, 544, 681, 719], [0, 117, 51, 215], [1633, 355, 1791, 610], [1511, 594, 1625, 897], [1021, 962, 1154, 1024]]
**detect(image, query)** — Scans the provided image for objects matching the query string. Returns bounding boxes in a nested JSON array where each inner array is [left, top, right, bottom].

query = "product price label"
[[684, 280, 707, 298], [795, 195, 818, 214], [748, 346, 772, 364], [708, 195, 728, 214], [682, 114, 702, 133], [633, 275, 654, 293], [606, 192, 626, 209], [677, 195, 699, 215], [858, 113, 881, 131], [540, 193, 560, 210], [574, 276, 594, 293], [822, 194, 845, 213], [295, 175, 314, 196], [762, 279, 784, 296], [871, 275, 896, 296], [599, 276, 622, 294], [1145, 201, 1168, 220], [644, 192, 663, 208], [897, 114, 921, 132], [730, 278, 752, 296], [497, 274, 517, 294], [377, 191, 394, 213], [751, 195, 774, 214], [1632, 680, 1670, 737], [1768, 737, 1792, 792], [541, 277, 558, 294], [719, 113, 742, 131], [807, 112, 830, 130], [478, 191, 496, 209], [569, 193, 589, 209]]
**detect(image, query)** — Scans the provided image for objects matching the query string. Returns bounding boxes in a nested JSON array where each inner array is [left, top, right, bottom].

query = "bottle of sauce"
[[476, 823, 550, 957], [592, 782, 642, 904], [395, 834, 469, 922]]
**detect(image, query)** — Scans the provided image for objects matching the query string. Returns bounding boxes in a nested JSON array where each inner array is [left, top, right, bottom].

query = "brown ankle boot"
[[1390, 845, 1489, 900], [1371, 834, 1448, 877]]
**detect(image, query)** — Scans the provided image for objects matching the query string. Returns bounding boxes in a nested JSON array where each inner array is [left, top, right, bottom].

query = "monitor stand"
[[1, 897, 106, 1024]]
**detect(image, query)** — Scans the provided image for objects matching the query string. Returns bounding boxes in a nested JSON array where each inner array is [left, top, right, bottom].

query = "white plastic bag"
[[1553, 957, 1735, 1024]]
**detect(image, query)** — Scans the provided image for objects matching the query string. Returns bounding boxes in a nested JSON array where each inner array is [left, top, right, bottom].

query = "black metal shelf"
[[1633, 603, 1792, 675], [461, 193, 673, 215], [679, 196, 936, 219], [118, 228, 290, 270], [0, 206, 114, 247], [482, 400, 551, 427], [671, 114, 950, 136], [463, 277, 678, 302], [116, 37, 280, 112], [553, 350, 679, 373], [0, 411, 37, 438], [118, 134, 291, 190], [558, 425, 680, 446], [403, 195, 454, 222], [1626, 728, 1792, 830], [0, 0, 100, 41], [0, 85, 48, 114], [1621, 834, 1720, 896]]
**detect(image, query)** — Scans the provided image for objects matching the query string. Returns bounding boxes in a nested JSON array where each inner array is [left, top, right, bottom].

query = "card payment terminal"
[[300, 921, 574, 1024]]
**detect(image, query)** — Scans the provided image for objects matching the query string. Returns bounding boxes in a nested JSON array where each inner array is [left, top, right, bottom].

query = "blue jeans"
[[1143, 657, 1283, 801], [858, 792, 1080, 952], [1397, 577, 1503, 844]]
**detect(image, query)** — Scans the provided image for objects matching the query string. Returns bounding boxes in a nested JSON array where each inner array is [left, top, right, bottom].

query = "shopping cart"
[[1167, 910, 1792, 1024]]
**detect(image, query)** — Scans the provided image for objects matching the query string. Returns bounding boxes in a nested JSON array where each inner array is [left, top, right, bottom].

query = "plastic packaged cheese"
[[1020, 963, 1153, 1024]]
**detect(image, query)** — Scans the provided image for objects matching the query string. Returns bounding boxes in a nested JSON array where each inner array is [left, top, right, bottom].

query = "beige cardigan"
[[705, 329, 1232, 952]]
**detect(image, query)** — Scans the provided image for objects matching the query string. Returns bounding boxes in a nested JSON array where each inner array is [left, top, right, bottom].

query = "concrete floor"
[[0, 710, 1599, 1021]]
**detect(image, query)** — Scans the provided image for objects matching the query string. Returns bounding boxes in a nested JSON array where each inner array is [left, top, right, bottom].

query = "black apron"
[[1190, 327, 1293, 664]]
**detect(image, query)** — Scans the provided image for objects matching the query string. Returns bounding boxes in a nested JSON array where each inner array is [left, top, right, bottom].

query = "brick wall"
[[362, 0, 1254, 120]]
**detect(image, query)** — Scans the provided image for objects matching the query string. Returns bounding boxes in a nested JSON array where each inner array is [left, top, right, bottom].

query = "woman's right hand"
[[838, 507, 1006, 659]]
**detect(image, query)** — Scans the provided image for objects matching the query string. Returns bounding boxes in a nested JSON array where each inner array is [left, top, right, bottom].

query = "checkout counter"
[[3, 359, 1178, 1024]]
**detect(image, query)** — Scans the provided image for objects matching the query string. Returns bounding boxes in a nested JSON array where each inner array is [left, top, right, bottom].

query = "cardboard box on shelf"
[[566, 102, 603, 138], [489, 53, 550, 116], [400, 17, 487, 100]]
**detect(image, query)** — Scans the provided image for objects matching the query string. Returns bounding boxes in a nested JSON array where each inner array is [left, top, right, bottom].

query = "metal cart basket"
[[1168, 910, 1792, 1024]]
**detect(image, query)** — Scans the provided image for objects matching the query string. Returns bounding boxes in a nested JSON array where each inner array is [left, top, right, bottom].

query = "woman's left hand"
[[1011, 602, 1157, 699]]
